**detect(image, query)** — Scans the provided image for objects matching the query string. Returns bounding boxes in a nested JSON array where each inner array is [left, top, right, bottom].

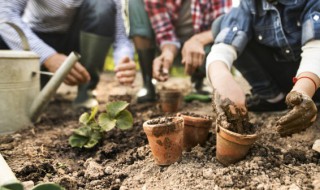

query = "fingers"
[[277, 109, 303, 125], [277, 122, 311, 136], [73, 62, 91, 82], [183, 51, 204, 75], [64, 74, 78, 86], [153, 55, 170, 82], [153, 57, 163, 81], [118, 76, 135, 85], [286, 91, 303, 106]]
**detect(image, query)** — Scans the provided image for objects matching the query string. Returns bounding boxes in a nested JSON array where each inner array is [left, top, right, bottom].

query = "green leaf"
[[69, 134, 89, 148], [89, 122, 100, 131], [116, 110, 133, 130], [106, 101, 129, 117], [89, 106, 99, 121], [84, 130, 102, 148], [79, 112, 90, 125], [98, 113, 116, 131], [73, 126, 91, 137], [84, 138, 99, 148]]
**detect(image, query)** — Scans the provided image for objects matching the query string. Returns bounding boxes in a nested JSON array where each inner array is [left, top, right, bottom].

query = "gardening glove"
[[277, 91, 317, 136], [213, 91, 248, 134]]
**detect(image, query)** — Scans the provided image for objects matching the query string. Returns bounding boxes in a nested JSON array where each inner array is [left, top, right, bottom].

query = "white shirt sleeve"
[[206, 43, 237, 78], [0, 0, 56, 64], [296, 40, 320, 78]]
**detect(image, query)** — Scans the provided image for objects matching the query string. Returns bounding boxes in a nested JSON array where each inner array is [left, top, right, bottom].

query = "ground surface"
[[1, 73, 320, 190]]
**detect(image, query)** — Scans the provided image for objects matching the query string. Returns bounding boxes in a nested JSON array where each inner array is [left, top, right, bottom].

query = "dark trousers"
[[0, 0, 116, 87], [234, 39, 320, 101]]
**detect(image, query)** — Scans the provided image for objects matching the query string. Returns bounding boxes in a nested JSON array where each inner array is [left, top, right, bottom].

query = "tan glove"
[[277, 91, 317, 136]]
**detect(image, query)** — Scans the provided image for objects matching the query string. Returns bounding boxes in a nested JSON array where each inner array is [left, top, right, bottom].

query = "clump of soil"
[[179, 112, 212, 120], [146, 117, 174, 125], [215, 96, 256, 135]]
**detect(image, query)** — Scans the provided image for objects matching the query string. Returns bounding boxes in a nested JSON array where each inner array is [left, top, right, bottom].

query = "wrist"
[[161, 44, 178, 56], [191, 31, 213, 46]]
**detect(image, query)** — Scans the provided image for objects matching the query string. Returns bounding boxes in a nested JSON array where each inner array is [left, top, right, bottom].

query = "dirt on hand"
[[214, 93, 255, 135], [0, 74, 319, 190]]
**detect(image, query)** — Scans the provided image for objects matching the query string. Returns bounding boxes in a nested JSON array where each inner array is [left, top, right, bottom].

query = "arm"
[[182, 30, 213, 75], [0, 0, 90, 86], [0, 0, 56, 64], [277, 40, 320, 136], [114, 0, 136, 85], [113, 0, 134, 65], [144, 0, 180, 49]]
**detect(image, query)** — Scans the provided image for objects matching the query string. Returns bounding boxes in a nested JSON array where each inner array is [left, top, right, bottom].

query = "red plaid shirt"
[[144, 0, 232, 48]]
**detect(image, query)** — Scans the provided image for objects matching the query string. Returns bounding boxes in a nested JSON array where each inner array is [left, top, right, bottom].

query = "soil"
[[1, 73, 320, 190], [216, 96, 256, 135], [179, 112, 212, 120]]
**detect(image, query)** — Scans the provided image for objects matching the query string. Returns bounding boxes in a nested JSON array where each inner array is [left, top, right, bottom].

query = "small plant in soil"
[[69, 101, 133, 148]]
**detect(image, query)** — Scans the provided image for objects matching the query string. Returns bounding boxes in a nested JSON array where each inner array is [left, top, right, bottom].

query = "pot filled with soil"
[[143, 117, 184, 166], [214, 95, 259, 166], [177, 112, 213, 151], [159, 89, 182, 113]]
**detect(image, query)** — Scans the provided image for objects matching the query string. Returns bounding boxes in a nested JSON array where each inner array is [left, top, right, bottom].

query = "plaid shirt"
[[144, 0, 232, 48]]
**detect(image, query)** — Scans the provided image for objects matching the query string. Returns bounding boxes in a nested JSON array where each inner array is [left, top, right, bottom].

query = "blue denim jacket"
[[215, 0, 320, 62]]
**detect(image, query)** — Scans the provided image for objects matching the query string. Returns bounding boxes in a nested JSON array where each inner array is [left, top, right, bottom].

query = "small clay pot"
[[159, 90, 182, 113], [143, 117, 184, 166], [215, 124, 258, 166], [178, 112, 213, 151]]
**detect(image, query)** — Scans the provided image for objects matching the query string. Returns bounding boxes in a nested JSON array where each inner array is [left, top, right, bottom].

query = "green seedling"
[[69, 101, 133, 148]]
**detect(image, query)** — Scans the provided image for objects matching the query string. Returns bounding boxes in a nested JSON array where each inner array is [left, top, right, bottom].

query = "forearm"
[[208, 61, 235, 90], [292, 72, 320, 97], [113, 0, 134, 65], [293, 40, 320, 97], [0, 1, 56, 64], [191, 30, 213, 46], [161, 43, 178, 58]]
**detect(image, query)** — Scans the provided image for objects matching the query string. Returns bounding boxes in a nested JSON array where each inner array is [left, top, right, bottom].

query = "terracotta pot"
[[143, 117, 184, 166], [159, 90, 182, 113], [216, 124, 258, 166], [178, 113, 213, 151]]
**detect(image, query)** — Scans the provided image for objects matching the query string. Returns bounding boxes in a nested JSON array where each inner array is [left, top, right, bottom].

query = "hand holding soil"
[[213, 91, 253, 134], [277, 91, 317, 136]]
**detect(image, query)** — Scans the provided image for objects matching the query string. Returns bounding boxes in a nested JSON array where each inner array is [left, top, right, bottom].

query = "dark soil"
[[0, 73, 320, 190]]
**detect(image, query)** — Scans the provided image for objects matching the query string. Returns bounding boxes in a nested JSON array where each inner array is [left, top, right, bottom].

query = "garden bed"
[[0, 73, 319, 190]]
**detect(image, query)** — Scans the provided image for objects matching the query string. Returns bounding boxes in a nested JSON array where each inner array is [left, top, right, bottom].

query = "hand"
[[181, 37, 205, 75], [153, 50, 175, 82], [115, 56, 136, 85], [44, 53, 90, 86], [213, 90, 248, 134], [277, 91, 317, 136]]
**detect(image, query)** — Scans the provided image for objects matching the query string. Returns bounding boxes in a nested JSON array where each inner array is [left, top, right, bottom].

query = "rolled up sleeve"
[[214, 1, 253, 54], [301, 0, 320, 45]]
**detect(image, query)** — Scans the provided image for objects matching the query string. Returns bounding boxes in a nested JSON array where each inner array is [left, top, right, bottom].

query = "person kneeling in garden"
[[0, 0, 136, 109], [207, 0, 320, 136]]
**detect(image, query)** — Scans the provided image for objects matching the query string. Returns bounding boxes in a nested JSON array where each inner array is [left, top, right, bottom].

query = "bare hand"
[[115, 56, 136, 85], [153, 50, 175, 82], [181, 37, 205, 75], [44, 53, 90, 86], [277, 91, 317, 136]]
